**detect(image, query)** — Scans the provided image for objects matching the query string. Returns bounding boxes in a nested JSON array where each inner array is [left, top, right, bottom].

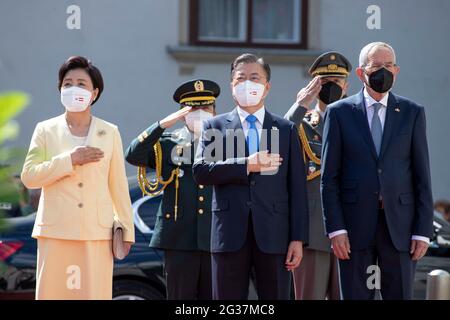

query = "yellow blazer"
[[21, 114, 135, 243]]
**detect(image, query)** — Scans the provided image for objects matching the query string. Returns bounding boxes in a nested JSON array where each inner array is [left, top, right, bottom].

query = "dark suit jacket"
[[320, 89, 434, 252], [192, 108, 309, 254]]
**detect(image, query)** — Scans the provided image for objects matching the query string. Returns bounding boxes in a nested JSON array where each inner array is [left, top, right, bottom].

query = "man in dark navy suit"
[[321, 42, 433, 300], [193, 54, 309, 300]]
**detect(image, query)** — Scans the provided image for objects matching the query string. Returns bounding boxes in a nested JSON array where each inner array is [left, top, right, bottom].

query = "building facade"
[[1, 0, 449, 199]]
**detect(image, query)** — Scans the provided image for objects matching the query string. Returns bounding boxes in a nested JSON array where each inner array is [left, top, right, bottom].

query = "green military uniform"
[[285, 51, 352, 300], [125, 79, 220, 300]]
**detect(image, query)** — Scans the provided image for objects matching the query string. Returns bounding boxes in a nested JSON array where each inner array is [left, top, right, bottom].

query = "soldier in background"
[[125, 79, 220, 299], [285, 51, 352, 300]]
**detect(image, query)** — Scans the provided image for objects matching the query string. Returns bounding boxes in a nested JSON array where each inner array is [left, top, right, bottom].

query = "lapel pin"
[[97, 129, 106, 137], [395, 107, 400, 112]]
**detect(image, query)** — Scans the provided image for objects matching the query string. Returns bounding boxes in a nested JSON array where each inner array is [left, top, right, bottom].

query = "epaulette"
[[161, 130, 184, 142], [304, 111, 313, 121], [161, 131, 173, 138], [304, 110, 320, 127]]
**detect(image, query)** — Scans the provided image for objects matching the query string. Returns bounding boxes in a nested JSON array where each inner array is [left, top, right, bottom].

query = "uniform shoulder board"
[[165, 129, 186, 142], [304, 110, 313, 120], [160, 131, 180, 144], [304, 110, 320, 127]]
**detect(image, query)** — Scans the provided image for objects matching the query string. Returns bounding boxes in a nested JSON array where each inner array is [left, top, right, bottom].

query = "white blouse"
[[70, 134, 88, 146]]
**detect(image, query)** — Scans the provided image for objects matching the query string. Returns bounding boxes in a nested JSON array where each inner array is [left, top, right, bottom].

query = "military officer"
[[125, 79, 220, 300], [284, 51, 352, 300]]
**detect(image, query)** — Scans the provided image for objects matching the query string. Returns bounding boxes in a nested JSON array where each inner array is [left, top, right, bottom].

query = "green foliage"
[[0, 92, 29, 144], [0, 91, 30, 232]]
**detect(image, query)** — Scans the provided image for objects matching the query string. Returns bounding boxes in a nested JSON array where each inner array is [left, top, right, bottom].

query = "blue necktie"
[[246, 114, 259, 155], [371, 103, 383, 156]]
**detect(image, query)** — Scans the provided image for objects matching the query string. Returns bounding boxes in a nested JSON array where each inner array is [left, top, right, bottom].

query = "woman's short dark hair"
[[231, 53, 271, 81], [58, 56, 104, 105]]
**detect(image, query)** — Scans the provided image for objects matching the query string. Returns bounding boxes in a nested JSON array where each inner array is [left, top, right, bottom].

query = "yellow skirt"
[[36, 237, 113, 300]]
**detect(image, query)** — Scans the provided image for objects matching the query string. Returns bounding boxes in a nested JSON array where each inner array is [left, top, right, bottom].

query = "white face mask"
[[185, 109, 214, 137], [61, 86, 93, 112], [232, 80, 266, 107]]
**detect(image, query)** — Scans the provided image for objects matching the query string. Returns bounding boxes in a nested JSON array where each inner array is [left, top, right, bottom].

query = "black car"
[[0, 178, 166, 300], [413, 212, 450, 299], [1, 177, 449, 300]]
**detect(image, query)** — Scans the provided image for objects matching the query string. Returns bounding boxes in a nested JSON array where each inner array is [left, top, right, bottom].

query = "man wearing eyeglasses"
[[321, 42, 433, 299]]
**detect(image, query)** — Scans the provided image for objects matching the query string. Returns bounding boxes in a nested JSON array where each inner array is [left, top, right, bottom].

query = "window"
[[190, 0, 308, 49]]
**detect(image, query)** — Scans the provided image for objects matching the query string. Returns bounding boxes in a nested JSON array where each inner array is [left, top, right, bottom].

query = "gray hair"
[[359, 42, 396, 67]]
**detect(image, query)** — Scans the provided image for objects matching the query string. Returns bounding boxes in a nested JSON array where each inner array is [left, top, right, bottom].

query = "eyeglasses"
[[233, 74, 266, 83], [363, 62, 397, 71]]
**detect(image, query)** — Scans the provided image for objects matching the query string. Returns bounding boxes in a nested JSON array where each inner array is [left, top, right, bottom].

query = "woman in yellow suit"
[[21, 56, 135, 300]]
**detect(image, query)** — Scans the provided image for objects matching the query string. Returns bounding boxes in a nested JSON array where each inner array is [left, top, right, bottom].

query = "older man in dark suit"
[[321, 42, 433, 299]]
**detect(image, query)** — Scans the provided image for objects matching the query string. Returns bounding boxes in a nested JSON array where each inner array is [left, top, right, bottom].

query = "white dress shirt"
[[236, 105, 265, 140], [314, 103, 326, 119], [329, 88, 429, 244], [364, 87, 388, 130]]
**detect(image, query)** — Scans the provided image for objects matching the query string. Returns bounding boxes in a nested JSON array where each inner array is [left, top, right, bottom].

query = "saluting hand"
[[295, 76, 322, 109], [285, 241, 303, 271], [70, 146, 104, 166], [159, 106, 192, 129]]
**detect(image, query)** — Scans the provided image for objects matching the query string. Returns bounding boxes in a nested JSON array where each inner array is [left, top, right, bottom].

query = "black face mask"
[[366, 67, 394, 93], [319, 81, 343, 105]]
